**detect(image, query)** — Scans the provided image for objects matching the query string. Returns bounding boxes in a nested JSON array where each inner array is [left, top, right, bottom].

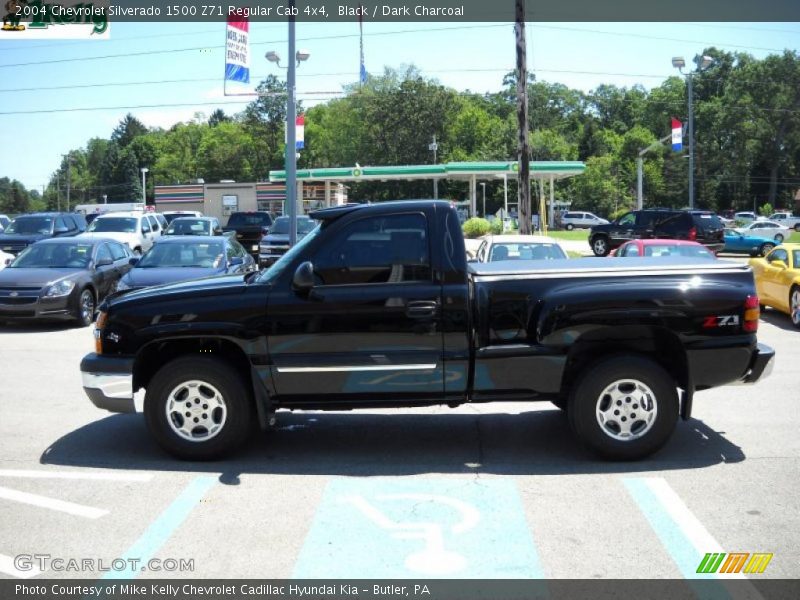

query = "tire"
[[790, 286, 800, 330], [74, 288, 95, 327], [567, 355, 678, 460], [144, 356, 254, 460], [565, 223, 574, 231], [591, 236, 610, 257], [551, 398, 568, 413], [759, 242, 775, 257], [774, 233, 784, 243], [794, 224, 800, 233]]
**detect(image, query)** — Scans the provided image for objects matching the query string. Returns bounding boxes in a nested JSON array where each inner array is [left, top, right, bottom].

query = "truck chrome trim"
[[81, 372, 135, 413], [472, 266, 749, 283], [276, 364, 437, 373]]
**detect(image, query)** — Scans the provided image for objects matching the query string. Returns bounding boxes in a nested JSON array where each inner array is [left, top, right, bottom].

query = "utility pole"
[[429, 134, 438, 199], [515, 0, 531, 234], [65, 154, 71, 212], [687, 72, 695, 210], [286, 0, 298, 246]]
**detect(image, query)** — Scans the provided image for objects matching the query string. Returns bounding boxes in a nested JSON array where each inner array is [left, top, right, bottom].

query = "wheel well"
[[132, 338, 252, 393], [560, 326, 688, 399]]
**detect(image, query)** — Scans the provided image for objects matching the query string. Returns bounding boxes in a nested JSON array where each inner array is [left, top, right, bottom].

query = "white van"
[[561, 211, 609, 230]]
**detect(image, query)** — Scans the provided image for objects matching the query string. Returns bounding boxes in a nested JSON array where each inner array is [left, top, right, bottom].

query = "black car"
[[0, 212, 88, 256], [116, 235, 256, 292], [0, 237, 133, 326], [588, 209, 725, 256], [222, 211, 274, 260]]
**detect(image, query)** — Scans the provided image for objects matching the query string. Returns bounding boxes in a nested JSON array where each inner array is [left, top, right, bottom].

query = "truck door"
[[266, 211, 444, 403]]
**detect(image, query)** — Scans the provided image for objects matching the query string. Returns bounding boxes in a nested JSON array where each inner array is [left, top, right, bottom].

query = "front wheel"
[[591, 236, 610, 257], [790, 286, 800, 330], [144, 356, 255, 460], [774, 233, 784, 243], [568, 355, 678, 460], [74, 288, 95, 327], [565, 223, 574, 231]]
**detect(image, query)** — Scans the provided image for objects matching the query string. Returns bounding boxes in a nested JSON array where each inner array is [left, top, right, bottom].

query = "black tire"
[[74, 288, 95, 327], [551, 398, 568, 413], [567, 355, 678, 460], [565, 223, 574, 231], [144, 356, 255, 460], [795, 224, 800, 233], [590, 236, 610, 257], [774, 233, 784, 243], [759, 242, 775, 257]]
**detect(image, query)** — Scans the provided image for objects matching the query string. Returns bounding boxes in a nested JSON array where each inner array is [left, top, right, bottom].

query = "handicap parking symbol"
[[293, 478, 543, 578]]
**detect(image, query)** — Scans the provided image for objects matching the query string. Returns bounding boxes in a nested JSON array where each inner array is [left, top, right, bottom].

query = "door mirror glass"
[[292, 261, 315, 293], [53, 226, 69, 235]]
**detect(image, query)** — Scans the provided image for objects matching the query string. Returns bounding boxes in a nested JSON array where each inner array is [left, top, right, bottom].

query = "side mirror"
[[4, 258, 11, 266], [128, 257, 139, 266], [96, 258, 113, 267], [229, 256, 244, 267], [53, 226, 69, 235], [141, 227, 149, 235], [292, 261, 315, 293], [770, 259, 787, 269]]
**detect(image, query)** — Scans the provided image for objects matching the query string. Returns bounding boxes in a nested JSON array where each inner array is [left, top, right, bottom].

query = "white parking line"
[[0, 469, 152, 482], [0, 554, 42, 579], [0, 486, 108, 519]]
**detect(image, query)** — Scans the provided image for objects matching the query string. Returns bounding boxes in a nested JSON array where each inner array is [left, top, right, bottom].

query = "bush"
[[489, 219, 503, 234], [758, 203, 773, 217], [462, 217, 491, 238]]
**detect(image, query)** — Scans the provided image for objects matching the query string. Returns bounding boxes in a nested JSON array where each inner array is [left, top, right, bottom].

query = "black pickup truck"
[[80, 200, 774, 461]]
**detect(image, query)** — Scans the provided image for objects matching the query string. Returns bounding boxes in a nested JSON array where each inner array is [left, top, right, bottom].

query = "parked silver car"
[[561, 211, 609, 230]]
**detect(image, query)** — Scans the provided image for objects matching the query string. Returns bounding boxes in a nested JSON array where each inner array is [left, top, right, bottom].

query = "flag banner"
[[225, 16, 250, 84], [671, 117, 682, 151], [296, 115, 305, 150]]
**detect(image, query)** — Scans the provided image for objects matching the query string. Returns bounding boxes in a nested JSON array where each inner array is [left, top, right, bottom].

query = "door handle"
[[406, 301, 438, 318]]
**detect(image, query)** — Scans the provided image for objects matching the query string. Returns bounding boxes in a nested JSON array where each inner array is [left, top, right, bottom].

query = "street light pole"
[[286, 2, 297, 247], [140, 167, 149, 206], [480, 182, 486, 217], [429, 135, 438, 199]]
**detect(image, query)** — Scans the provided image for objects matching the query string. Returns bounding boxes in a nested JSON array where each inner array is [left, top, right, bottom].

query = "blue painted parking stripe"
[[102, 476, 217, 580], [293, 478, 545, 580]]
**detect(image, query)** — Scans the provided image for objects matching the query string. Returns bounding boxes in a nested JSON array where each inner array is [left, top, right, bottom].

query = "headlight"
[[44, 280, 76, 297], [116, 279, 131, 291]]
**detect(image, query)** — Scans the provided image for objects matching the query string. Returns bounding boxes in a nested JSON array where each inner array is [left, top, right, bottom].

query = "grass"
[[545, 229, 591, 241], [788, 231, 800, 244]]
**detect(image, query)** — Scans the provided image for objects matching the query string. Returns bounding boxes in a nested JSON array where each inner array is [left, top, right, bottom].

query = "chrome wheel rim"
[[791, 289, 800, 326], [595, 379, 658, 441], [762, 244, 774, 256], [80, 291, 94, 322], [165, 380, 228, 442], [774, 234, 784, 242], [593, 239, 607, 255]]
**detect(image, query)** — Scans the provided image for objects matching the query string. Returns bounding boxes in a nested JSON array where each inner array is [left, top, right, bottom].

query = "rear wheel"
[[790, 286, 800, 329], [568, 355, 678, 460], [759, 242, 775, 257], [591, 236, 610, 257], [144, 356, 254, 460], [774, 233, 784, 243], [565, 223, 574, 231], [794, 223, 800, 233]]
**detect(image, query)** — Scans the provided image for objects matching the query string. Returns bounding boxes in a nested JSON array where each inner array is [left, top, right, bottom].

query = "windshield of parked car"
[[227, 213, 272, 227], [4, 217, 54, 235], [165, 219, 211, 235], [136, 241, 224, 269], [643, 245, 714, 258], [256, 224, 322, 284], [88, 217, 138, 233], [268, 217, 316, 235], [9, 242, 93, 268], [489, 242, 567, 261]]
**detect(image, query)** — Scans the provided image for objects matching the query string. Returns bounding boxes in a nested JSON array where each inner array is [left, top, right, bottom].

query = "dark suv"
[[0, 212, 88, 256], [588, 209, 725, 256]]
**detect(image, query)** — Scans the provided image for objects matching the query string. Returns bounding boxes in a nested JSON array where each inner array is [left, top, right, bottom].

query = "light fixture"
[[265, 51, 280, 63], [671, 56, 686, 69], [695, 54, 714, 70], [296, 49, 310, 62]]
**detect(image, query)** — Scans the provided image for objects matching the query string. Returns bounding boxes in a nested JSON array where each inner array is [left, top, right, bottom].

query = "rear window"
[[227, 213, 272, 227], [691, 213, 723, 230]]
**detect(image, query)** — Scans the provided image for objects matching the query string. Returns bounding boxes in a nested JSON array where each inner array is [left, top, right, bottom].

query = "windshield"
[[489, 242, 566, 261], [227, 213, 272, 227], [5, 217, 53, 235], [268, 218, 316, 235], [165, 219, 210, 235], [256, 224, 322, 284], [137, 241, 224, 268], [643, 245, 713, 258], [88, 217, 138, 233], [10, 242, 93, 268]]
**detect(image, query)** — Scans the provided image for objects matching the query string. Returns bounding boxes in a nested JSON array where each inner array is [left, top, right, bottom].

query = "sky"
[[1, 20, 800, 192]]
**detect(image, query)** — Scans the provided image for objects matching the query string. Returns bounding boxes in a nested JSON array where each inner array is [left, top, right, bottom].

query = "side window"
[[623, 244, 639, 257], [226, 241, 238, 261], [768, 248, 788, 263], [617, 213, 636, 227], [55, 217, 67, 231], [313, 213, 431, 286], [148, 215, 160, 232], [63, 216, 77, 231], [96, 243, 113, 263], [108, 242, 128, 261], [140, 218, 151, 234]]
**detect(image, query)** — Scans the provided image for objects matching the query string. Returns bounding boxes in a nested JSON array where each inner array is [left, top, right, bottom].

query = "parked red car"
[[612, 239, 717, 258]]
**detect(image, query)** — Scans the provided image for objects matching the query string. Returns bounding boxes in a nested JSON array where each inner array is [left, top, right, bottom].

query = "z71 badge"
[[703, 315, 740, 328]]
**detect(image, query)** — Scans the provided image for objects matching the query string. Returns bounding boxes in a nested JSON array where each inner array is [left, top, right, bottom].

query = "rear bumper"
[[738, 343, 775, 384], [80, 353, 136, 413]]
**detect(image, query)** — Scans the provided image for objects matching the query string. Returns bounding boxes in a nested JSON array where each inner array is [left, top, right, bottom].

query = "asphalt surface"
[[0, 311, 797, 581]]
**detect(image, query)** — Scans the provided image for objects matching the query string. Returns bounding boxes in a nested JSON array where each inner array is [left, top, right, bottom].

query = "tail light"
[[743, 295, 759, 332], [688, 226, 697, 241]]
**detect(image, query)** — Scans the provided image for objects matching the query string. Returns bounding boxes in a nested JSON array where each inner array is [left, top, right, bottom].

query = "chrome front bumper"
[[80, 353, 137, 413]]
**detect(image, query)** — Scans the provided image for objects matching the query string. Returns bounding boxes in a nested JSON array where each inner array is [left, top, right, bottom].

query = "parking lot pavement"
[[0, 316, 797, 580]]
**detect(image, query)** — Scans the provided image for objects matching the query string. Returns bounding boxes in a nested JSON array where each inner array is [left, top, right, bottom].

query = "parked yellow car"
[[748, 243, 800, 328]]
